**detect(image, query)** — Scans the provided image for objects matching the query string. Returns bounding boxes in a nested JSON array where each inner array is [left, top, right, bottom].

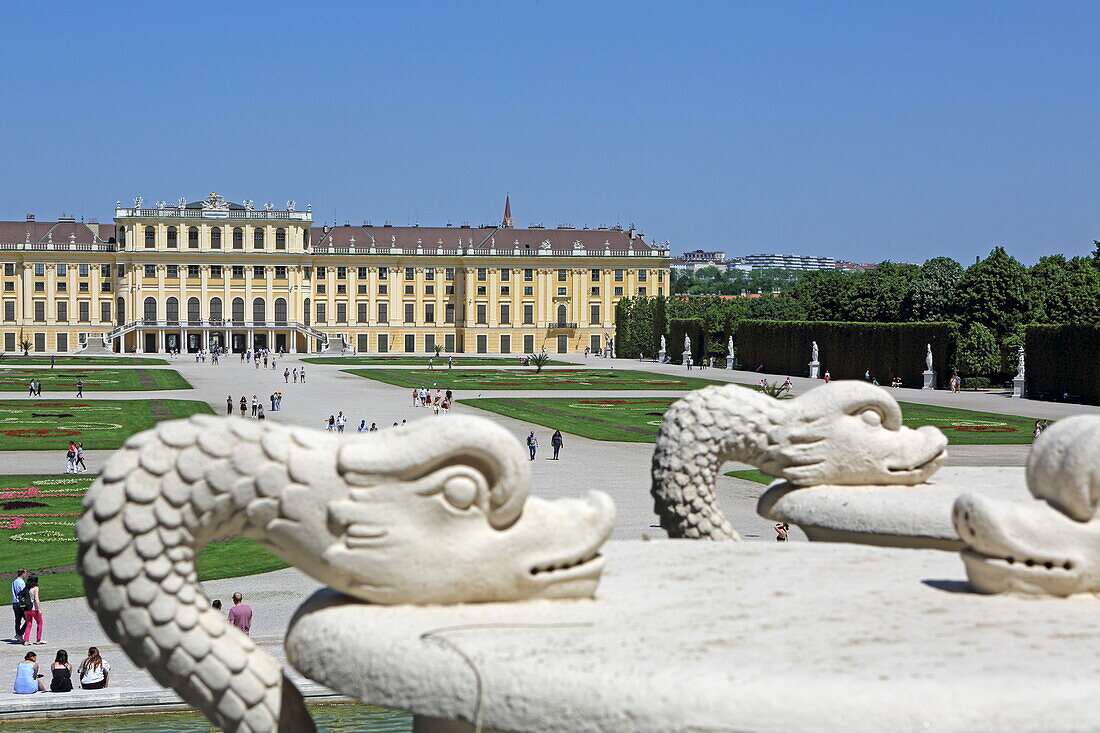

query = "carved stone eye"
[[860, 409, 883, 427], [442, 476, 478, 510]]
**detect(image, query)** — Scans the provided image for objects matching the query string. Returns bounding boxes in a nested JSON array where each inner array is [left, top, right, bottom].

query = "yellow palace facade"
[[0, 193, 671, 355]]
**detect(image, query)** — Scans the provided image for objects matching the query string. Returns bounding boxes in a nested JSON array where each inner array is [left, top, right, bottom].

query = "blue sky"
[[2, 1, 1098, 264]]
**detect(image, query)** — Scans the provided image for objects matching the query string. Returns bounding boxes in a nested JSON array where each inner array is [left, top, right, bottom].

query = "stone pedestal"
[[682, 351, 691, 366], [657, 349, 666, 364], [726, 356, 735, 370], [287, 540, 1100, 733], [809, 361, 820, 379], [1013, 375, 1025, 398], [922, 370, 936, 390]]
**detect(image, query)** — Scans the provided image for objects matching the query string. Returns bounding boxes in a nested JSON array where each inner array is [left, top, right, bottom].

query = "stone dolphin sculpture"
[[76, 415, 615, 732], [954, 415, 1100, 596], [651, 381, 948, 539]]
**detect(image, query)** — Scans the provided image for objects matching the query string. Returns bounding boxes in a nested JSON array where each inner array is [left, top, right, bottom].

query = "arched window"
[[274, 297, 287, 324], [253, 228, 265, 249], [252, 297, 266, 324], [166, 297, 179, 323], [117, 228, 126, 246], [144, 226, 155, 248], [210, 227, 222, 249], [188, 227, 199, 249], [557, 304, 567, 326], [166, 227, 178, 248], [232, 228, 243, 250], [210, 297, 222, 322], [143, 297, 157, 323], [275, 228, 286, 249], [303, 298, 311, 326], [117, 296, 126, 325], [231, 297, 245, 322], [187, 297, 200, 323]]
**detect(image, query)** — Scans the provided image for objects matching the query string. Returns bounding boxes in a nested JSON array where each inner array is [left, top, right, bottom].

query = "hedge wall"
[[735, 321, 959, 388], [615, 296, 667, 359], [668, 319, 704, 364], [1026, 325, 1100, 404]]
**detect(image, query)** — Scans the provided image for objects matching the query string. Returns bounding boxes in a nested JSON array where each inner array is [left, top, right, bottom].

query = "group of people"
[[241, 348, 282, 370], [192, 348, 221, 364], [25, 380, 42, 396], [229, 393, 286, 420], [211, 592, 253, 636], [282, 367, 306, 383], [425, 356, 454, 370], [14, 647, 110, 694], [64, 440, 87, 473], [411, 387, 453, 415], [524, 430, 565, 460], [1033, 420, 1050, 437]]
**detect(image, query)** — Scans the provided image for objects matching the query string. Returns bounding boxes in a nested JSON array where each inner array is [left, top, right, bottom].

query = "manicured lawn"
[[460, 396, 1044, 445], [0, 356, 169, 365], [0, 399, 214, 451], [0, 474, 287, 600], [302, 355, 576, 366], [0, 368, 190, 391], [346, 368, 725, 391], [725, 469, 774, 484]]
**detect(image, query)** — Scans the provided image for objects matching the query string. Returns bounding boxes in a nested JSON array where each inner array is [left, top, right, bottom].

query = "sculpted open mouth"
[[529, 549, 604, 578], [961, 548, 1077, 575], [887, 448, 946, 475]]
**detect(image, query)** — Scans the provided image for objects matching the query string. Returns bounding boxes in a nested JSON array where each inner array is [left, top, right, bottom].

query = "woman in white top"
[[78, 647, 110, 689]]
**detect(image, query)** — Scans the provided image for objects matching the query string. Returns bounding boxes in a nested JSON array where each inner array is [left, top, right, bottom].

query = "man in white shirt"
[[10, 569, 25, 641]]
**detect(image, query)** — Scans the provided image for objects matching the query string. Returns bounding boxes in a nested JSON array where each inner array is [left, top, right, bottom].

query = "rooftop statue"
[[954, 415, 1100, 596], [651, 382, 948, 539], [76, 415, 614, 732]]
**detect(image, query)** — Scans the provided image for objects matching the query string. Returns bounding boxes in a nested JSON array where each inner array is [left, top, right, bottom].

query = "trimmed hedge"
[[668, 319, 704, 364], [615, 296, 667, 359], [1026, 325, 1100, 404], [735, 321, 958, 388]]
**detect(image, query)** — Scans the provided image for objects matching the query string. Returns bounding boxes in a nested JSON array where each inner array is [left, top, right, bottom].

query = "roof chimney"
[[25, 214, 34, 222]]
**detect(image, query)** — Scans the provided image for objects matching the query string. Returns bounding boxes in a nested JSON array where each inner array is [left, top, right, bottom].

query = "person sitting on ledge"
[[78, 646, 109, 690], [13, 651, 45, 694], [50, 649, 72, 693]]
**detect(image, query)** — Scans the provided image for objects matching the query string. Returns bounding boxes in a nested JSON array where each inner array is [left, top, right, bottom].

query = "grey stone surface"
[[287, 540, 1100, 733]]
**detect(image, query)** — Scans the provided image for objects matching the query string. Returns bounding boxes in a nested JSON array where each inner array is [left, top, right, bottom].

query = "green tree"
[[1029, 256, 1100, 325], [951, 247, 1032, 338], [789, 270, 853, 321], [902, 257, 964, 321], [843, 262, 920, 322], [955, 322, 999, 375]]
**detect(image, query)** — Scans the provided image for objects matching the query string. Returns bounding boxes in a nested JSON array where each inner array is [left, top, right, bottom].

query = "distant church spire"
[[501, 194, 514, 228]]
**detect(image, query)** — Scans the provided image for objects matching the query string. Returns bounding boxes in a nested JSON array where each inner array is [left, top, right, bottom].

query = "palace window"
[[658, 271, 665, 283], [357, 303, 368, 323], [275, 228, 286, 250], [98, 264, 108, 277], [500, 269, 510, 282], [377, 303, 388, 323], [336, 302, 347, 323], [590, 304, 600, 324], [166, 265, 178, 279], [404, 267, 414, 280], [378, 284, 388, 295], [232, 228, 243, 249], [357, 285, 367, 295], [166, 297, 179, 322], [425, 285, 434, 295], [188, 227, 199, 249], [254, 228, 265, 249], [337, 267, 347, 279], [253, 266, 265, 279], [187, 298, 200, 322], [500, 286, 509, 296], [590, 286, 600, 296], [477, 268, 487, 282], [425, 268, 435, 280], [57, 264, 67, 276], [638, 286, 647, 296], [445, 303, 455, 323], [316, 284, 326, 294], [444, 268, 454, 281], [404, 285, 414, 295], [100, 282, 110, 292], [477, 286, 486, 296], [523, 304, 534, 324], [32, 301, 45, 321], [57, 282, 67, 292], [145, 226, 156, 248], [210, 265, 223, 278], [275, 266, 287, 279], [614, 269, 624, 282], [34, 282, 44, 292], [232, 298, 245, 321], [425, 303, 435, 323], [117, 264, 125, 277], [187, 265, 200, 279], [3, 301, 13, 321], [142, 265, 156, 278], [211, 227, 222, 249], [3, 283, 12, 292], [210, 297, 223, 320], [253, 298, 266, 324], [275, 298, 287, 323], [500, 304, 510, 324], [524, 269, 533, 282], [500, 335, 511, 353], [638, 269, 648, 282], [557, 268, 567, 282], [3, 264, 12, 276], [523, 286, 533, 296], [232, 266, 244, 279], [316, 302, 326, 323], [378, 267, 388, 279], [34, 264, 44, 276], [337, 284, 346, 294], [316, 266, 326, 278], [445, 285, 454, 295], [614, 286, 623, 296], [56, 301, 68, 322], [167, 227, 178, 248], [357, 267, 368, 278], [100, 301, 110, 323], [557, 287, 567, 295], [476, 304, 487, 324], [523, 334, 534, 353], [404, 303, 414, 323], [591, 269, 600, 281]]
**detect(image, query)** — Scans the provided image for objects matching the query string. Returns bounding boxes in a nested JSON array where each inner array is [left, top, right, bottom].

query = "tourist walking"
[[292, 368, 298, 383], [551, 430, 564, 460], [239, 396, 247, 417], [525, 431, 538, 461], [284, 368, 290, 383], [227, 396, 233, 415], [20, 575, 42, 646], [50, 650, 73, 693], [257, 405, 265, 421], [227, 593, 252, 635], [336, 412, 347, 432], [65, 443, 77, 474], [13, 652, 45, 694], [369, 422, 378, 432], [357, 420, 367, 432], [251, 395, 258, 417], [11, 569, 25, 641], [75, 444, 87, 472], [300, 367, 306, 383], [75, 380, 83, 398], [77, 647, 109, 690], [325, 415, 335, 432], [27, 380, 34, 396]]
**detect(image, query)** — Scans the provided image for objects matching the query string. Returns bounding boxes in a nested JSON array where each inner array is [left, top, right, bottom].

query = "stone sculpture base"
[[1013, 375, 1025, 398], [657, 349, 666, 363], [756, 467, 1030, 551], [922, 369, 936, 389], [725, 356, 734, 370], [808, 360, 820, 379], [682, 351, 691, 366], [286, 540, 1098, 733]]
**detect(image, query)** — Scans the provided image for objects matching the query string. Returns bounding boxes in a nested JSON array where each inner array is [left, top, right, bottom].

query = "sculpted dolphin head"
[[765, 381, 948, 486], [954, 415, 1100, 595]]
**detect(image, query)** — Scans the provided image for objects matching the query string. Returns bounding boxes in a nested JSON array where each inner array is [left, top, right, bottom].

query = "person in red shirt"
[[226, 593, 252, 635]]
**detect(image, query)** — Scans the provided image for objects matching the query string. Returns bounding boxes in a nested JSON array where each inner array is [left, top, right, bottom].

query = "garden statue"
[[923, 343, 937, 389], [926, 344, 933, 372], [683, 333, 691, 354], [76, 415, 615, 732], [954, 415, 1100, 596], [1016, 346, 1025, 376], [660, 335, 666, 353], [811, 340, 819, 363], [1012, 346, 1026, 397], [727, 336, 735, 357], [651, 382, 948, 539]]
